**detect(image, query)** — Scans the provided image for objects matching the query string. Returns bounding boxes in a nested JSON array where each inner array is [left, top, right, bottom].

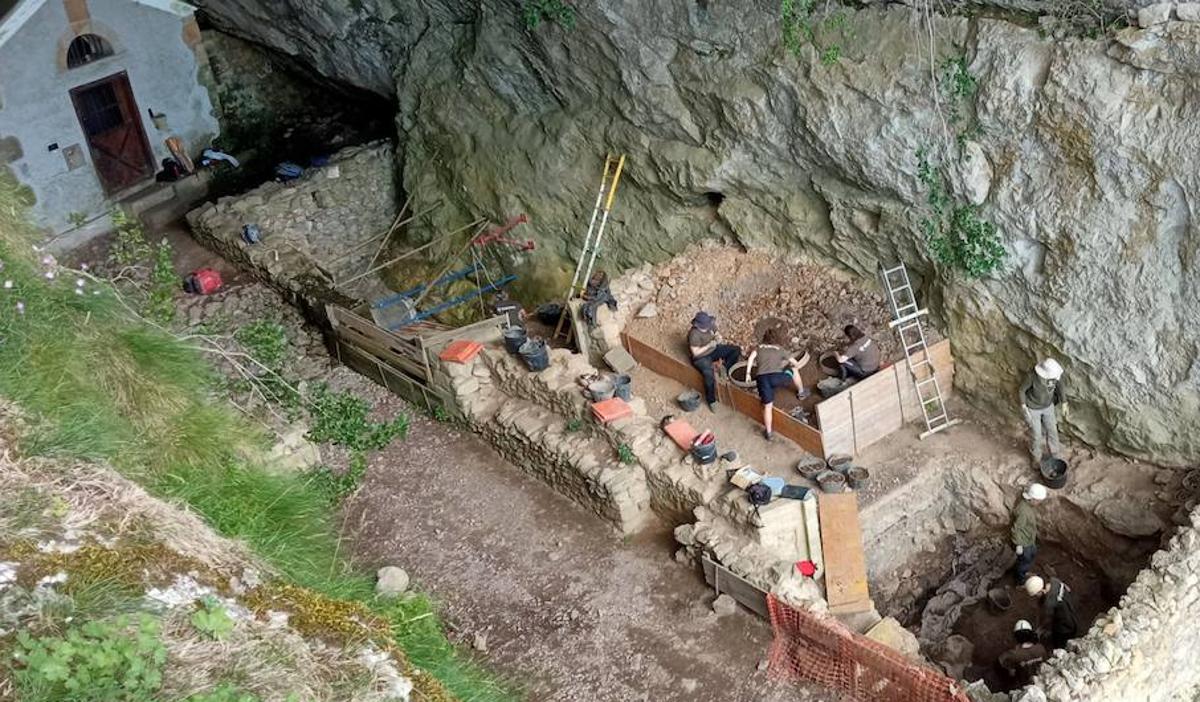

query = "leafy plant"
[[11, 614, 166, 701], [564, 418, 583, 433], [307, 384, 409, 453], [108, 210, 152, 269], [916, 151, 1004, 279], [781, 0, 851, 64], [235, 320, 288, 371], [67, 212, 89, 228], [523, 0, 575, 29], [145, 238, 177, 325], [306, 458, 367, 504], [431, 404, 450, 423], [616, 443, 635, 465], [185, 684, 264, 702], [190, 595, 235, 641]]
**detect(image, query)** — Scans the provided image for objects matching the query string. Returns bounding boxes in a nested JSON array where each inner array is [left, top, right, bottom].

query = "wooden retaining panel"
[[702, 555, 770, 619], [816, 339, 954, 458], [818, 492, 872, 615], [621, 332, 825, 456]]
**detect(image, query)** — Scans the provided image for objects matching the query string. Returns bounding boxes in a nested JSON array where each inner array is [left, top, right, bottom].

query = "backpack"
[[183, 268, 222, 295], [747, 482, 772, 507]]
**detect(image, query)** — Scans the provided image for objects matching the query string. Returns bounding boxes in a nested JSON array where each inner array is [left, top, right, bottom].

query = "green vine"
[[916, 151, 1004, 279], [523, 0, 575, 29], [781, 0, 852, 65]]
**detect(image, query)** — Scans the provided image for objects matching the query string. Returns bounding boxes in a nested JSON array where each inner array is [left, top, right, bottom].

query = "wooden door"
[[70, 72, 154, 194]]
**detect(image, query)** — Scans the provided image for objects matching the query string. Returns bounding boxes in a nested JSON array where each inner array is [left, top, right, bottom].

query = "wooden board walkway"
[[818, 492, 872, 614]]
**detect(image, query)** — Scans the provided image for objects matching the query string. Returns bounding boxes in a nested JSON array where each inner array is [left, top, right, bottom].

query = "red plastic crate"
[[591, 397, 633, 424], [439, 340, 483, 364]]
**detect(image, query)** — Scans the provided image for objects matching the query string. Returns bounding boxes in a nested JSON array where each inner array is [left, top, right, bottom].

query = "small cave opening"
[[873, 475, 1170, 695], [704, 191, 726, 209]]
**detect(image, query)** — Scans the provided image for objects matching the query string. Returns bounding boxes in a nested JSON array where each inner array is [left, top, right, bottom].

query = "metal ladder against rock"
[[879, 263, 960, 439], [553, 154, 627, 342]]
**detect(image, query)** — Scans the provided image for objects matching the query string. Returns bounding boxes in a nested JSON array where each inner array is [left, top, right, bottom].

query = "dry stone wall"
[[187, 141, 398, 306]]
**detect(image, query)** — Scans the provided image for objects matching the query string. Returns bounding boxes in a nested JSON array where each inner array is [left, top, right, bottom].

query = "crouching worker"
[[837, 325, 881, 380], [1025, 575, 1080, 650], [998, 619, 1047, 688], [747, 327, 809, 442], [688, 311, 741, 412]]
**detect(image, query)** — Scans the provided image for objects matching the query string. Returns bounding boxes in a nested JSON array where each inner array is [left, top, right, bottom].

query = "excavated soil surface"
[[626, 246, 913, 365]]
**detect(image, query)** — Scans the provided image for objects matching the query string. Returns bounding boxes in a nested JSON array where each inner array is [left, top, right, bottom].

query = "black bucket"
[[1041, 456, 1068, 489], [819, 353, 841, 377], [691, 439, 718, 465], [612, 374, 633, 401], [503, 327, 528, 354], [536, 302, 563, 326], [846, 465, 870, 490], [518, 338, 549, 372]]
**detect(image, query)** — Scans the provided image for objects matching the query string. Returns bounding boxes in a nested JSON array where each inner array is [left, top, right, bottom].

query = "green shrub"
[[781, 0, 850, 64], [234, 320, 288, 371], [108, 210, 152, 269], [11, 614, 166, 701], [616, 443, 635, 465], [523, 0, 575, 29], [307, 384, 409, 453], [146, 239, 177, 325], [184, 684, 266, 702], [916, 151, 1004, 279]]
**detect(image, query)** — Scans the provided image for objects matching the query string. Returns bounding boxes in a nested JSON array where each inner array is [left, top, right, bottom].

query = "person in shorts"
[[746, 327, 809, 441]]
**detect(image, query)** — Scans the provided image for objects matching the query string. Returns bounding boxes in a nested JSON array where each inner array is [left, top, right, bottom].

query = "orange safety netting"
[[767, 595, 970, 702]]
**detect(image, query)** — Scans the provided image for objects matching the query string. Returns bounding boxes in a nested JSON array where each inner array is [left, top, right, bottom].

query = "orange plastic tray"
[[591, 397, 633, 424], [438, 340, 483, 364], [662, 419, 699, 451]]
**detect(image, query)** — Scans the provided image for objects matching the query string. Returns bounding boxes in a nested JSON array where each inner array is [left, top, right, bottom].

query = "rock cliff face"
[[193, 0, 1200, 464]]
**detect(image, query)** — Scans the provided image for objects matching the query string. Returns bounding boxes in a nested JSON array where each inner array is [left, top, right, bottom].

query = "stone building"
[[0, 0, 218, 236]]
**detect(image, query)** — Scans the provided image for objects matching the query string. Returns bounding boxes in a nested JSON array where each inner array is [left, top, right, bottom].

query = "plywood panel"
[[818, 492, 872, 613], [702, 555, 769, 619], [622, 333, 825, 455]]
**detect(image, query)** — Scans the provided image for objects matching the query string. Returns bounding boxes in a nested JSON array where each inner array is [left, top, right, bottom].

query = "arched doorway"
[[69, 71, 154, 194]]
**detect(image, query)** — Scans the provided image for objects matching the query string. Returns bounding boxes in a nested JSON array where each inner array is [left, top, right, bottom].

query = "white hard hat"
[[1024, 576, 1045, 597], [1035, 358, 1064, 380], [1024, 483, 1048, 501], [1013, 619, 1033, 633]]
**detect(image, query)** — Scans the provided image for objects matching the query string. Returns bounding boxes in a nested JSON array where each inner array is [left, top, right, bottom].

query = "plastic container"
[[612, 374, 632, 401], [691, 435, 718, 464], [728, 361, 756, 389], [796, 455, 826, 481], [518, 338, 549, 371], [846, 465, 871, 490], [827, 454, 854, 472], [588, 379, 616, 402], [816, 470, 847, 493], [819, 353, 842, 377], [1041, 456, 1068, 489], [677, 390, 702, 412], [503, 327, 528, 354]]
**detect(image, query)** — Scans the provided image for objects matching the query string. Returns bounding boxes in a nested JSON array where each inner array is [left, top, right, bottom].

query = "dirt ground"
[[342, 415, 818, 702], [626, 246, 921, 371]]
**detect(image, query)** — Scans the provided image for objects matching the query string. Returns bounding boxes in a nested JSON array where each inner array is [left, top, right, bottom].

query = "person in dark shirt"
[[1019, 358, 1066, 467], [836, 325, 881, 380], [997, 619, 1047, 688], [1025, 575, 1080, 649], [491, 289, 524, 328], [746, 327, 808, 441], [687, 311, 741, 412]]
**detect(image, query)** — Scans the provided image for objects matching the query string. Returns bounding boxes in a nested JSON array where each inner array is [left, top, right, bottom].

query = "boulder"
[[375, 566, 410, 597], [1095, 498, 1166, 537], [712, 593, 738, 617], [1177, 2, 1200, 20], [1138, 3, 1174, 26], [865, 617, 922, 661]]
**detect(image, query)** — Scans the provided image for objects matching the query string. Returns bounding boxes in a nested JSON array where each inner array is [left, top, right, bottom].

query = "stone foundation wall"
[[186, 141, 398, 307]]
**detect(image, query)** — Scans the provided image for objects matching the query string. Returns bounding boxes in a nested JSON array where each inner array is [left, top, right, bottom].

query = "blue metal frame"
[[386, 274, 518, 330], [372, 263, 483, 311]]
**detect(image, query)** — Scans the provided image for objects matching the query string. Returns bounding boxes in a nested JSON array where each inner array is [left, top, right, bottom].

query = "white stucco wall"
[[0, 0, 218, 235]]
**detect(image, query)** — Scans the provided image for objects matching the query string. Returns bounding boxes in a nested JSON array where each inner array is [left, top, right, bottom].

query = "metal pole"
[[337, 218, 484, 287]]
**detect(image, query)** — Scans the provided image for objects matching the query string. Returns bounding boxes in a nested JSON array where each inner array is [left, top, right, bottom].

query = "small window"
[[66, 34, 113, 68]]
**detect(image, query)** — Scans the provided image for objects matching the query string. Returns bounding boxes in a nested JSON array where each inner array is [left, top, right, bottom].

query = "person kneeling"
[[837, 325, 881, 380], [747, 327, 808, 442], [997, 619, 1047, 688]]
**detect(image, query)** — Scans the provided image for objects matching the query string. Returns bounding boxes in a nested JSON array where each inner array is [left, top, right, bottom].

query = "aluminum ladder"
[[553, 154, 627, 342], [879, 263, 959, 438]]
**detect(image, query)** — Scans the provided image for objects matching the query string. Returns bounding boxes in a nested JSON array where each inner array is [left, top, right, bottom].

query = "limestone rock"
[[1138, 3, 1174, 26], [472, 632, 488, 652], [865, 617, 922, 661], [375, 566, 410, 597], [712, 593, 738, 617], [637, 302, 658, 318], [1177, 2, 1200, 20], [1095, 498, 1166, 537]]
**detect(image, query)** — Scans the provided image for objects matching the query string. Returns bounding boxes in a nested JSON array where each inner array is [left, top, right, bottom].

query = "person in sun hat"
[[998, 619, 1047, 687], [1011, 482, 1048, 584], [1024, 574, 1080, 650], [1019, 358, 1067, 467], [687, 311, 741, 412]]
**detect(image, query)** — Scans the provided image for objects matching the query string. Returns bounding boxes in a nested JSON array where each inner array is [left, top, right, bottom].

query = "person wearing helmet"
[[1020, 358, 1067, 467], [998, 619, 1047, 687], [687, 311, 742, 412], [1024, 575, 1080, 649], [1011, 483, 1048, 584]]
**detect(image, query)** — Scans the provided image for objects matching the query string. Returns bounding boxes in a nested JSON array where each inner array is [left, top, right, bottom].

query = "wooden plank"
[[702, 555, 769, 619], [818, 492, 872, 614], [622, 332, 825, 455]]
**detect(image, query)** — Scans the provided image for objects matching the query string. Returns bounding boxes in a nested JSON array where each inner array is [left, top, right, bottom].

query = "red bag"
[[185, 268, 222, 295]]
